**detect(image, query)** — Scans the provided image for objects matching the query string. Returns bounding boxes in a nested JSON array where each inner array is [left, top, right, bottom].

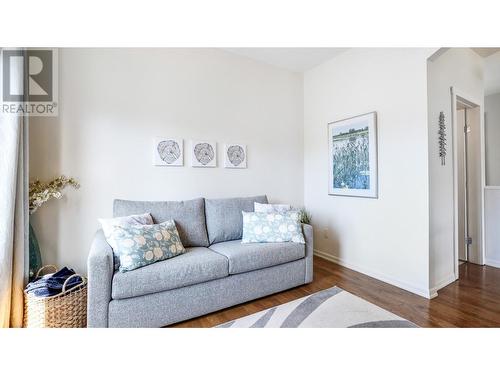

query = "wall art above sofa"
[[153, 138, 250, 169], [191, 140, 217, 167], [224, 143, 247, 169], [153, 138, 184, 166]]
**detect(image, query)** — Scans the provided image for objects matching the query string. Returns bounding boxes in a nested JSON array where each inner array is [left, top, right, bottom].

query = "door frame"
[[450, 87, 486, 279]]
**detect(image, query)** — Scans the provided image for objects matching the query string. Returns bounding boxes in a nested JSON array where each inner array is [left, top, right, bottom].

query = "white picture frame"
[[328, 112, 378, 198], [191, 140, 217, 167], [153, 138, 183, 166], [224, 143, 247, 169]]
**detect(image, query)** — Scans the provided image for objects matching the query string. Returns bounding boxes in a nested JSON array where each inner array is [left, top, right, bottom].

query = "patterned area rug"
[[217, 286, 418, 328]]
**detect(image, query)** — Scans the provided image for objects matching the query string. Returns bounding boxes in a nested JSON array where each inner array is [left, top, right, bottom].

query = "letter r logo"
[[2, 49, 53, 102]]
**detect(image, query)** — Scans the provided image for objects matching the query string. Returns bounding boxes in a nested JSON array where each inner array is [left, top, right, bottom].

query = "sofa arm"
[[302, 224, 314, 283], [87, 229, 114, 327]]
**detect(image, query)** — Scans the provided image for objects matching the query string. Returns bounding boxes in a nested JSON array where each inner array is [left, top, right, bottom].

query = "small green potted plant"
[[29, 176, 79, 280], [297, 208, 312, 225]]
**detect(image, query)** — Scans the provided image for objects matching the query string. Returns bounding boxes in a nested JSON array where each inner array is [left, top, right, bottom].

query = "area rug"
[[217, 286, 418, 328]]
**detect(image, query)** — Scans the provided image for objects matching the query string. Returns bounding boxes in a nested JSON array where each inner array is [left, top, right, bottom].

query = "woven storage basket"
[[23, 265, 87, 328]]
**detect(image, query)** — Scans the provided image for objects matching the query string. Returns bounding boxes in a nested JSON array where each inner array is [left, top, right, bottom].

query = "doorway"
[[453, 92, 484, 276]]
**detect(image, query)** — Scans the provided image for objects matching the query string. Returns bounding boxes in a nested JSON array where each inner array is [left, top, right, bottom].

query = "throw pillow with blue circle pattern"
[[241, 211, 305, 244], [99, 213, 154, 270], [105, 219, 186, 272]]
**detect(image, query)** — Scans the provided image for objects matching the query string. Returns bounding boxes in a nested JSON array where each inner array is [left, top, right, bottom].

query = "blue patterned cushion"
[[254, 202, 292, 213], [241, 211, 305, 244], [99, 213, 154, 270], [105, 220, 186, 272]]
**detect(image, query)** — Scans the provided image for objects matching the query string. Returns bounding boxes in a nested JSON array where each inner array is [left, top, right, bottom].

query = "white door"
[[465, 106, 482, 264], [456, 103, 482, 264]]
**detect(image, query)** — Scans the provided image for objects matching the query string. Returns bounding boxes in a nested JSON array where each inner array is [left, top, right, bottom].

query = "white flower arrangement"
[[29, 176, 80, 214]]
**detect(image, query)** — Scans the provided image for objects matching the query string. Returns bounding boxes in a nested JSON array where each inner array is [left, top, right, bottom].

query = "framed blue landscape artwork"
[[328, 112, 378, 198]]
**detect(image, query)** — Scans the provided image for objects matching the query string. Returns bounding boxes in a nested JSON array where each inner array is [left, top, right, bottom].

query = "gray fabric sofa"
[[87, 195, 313, 328]]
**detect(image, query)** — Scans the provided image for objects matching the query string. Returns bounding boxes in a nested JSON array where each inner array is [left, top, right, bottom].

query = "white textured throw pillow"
[[242, 211, 305, 244], [254, 202, 292, 213], [99, 213, 154, 269]]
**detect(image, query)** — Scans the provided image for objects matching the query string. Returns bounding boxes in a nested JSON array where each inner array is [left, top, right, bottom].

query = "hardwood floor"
[[171, 256, 500, 327]]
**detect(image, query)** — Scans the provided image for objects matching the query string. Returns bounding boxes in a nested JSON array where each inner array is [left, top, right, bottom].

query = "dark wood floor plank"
[[171, 256, 500, 328]]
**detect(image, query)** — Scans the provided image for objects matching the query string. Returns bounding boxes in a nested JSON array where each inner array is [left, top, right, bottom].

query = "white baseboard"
[[314, 249, 432, 299], [485, 258, 500, 268], [429, 274, 457, 299]]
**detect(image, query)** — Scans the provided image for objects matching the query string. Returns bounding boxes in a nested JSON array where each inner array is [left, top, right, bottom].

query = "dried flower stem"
[[29, 176, 80, 215]]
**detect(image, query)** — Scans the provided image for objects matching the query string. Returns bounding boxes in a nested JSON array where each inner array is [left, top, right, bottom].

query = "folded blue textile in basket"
[[25, 267, 83, 297]]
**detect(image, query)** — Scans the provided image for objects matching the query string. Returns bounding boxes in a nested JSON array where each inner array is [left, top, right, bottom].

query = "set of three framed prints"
[[153, 139, 247, 169]]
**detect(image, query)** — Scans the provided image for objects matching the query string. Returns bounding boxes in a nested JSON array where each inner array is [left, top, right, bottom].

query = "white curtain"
[[0, 49, 29, 328]]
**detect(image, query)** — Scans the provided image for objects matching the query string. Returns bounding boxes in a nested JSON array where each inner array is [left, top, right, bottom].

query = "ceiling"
[[223, 48, 348, 72], [472, 48, 500, 57], [223, 47, 500, 95]]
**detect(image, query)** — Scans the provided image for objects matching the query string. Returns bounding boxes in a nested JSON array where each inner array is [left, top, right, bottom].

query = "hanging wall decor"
[[153, 138, 184, 166], [328, 112, 378, 198], [438, 111, 446, 166], [224, 144, 247, 168], [191, 140, 217, 167]]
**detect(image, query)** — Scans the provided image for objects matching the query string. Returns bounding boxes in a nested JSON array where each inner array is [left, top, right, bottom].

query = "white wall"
[[485, 52, 500, 96], [485, 188, 500, 267], [485, 93, 500, 186], [427, 48, 484, 292], [304, 48, 433, 298], [484, 93, 500, 267], [29, 48, 304, 273]]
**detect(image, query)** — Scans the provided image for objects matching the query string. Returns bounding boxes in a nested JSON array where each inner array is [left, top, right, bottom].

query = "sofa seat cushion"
[[112, 247, 229, 300], [209, 240, 305, 275]]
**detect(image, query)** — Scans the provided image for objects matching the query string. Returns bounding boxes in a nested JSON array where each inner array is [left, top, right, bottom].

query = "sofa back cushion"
[[205, 195, 268, 244], [113, 198, 209, 247]]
